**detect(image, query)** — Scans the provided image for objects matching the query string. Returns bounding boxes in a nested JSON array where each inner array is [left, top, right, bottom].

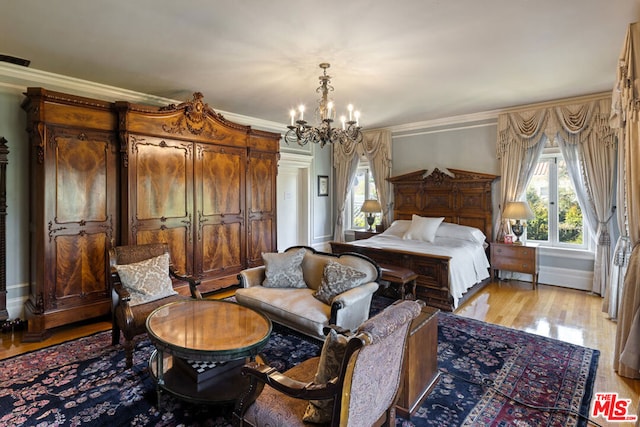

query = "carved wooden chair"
[[109, 243, 202, 368], [233, 299, 422, 427]]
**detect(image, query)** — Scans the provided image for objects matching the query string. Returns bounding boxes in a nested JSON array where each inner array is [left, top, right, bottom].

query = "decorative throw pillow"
[[303, 328, 349, 423], [115, 253, 177, 306], [261, 248, 307, 288], [402, 215, 444, 242], [313, 260, 367, 304]]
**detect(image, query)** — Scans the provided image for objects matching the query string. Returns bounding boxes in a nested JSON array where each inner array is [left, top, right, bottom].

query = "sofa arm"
[[330, 282, 379, 331], [238, 266, 266, 288]]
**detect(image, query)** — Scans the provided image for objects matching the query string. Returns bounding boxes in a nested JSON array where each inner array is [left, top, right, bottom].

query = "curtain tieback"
[[614, 236, 632, 267]]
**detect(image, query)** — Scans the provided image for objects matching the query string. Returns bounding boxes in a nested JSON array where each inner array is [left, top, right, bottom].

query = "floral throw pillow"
[[313, 260, 367, 304], [303, 328, 349, 423], [115, 253, 177, 306], [261, 248, 307, 288]]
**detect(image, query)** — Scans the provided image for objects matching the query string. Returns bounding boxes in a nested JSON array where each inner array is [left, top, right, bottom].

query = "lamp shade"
[[361, 199, 381, 213], [503, 201, 535, 220]]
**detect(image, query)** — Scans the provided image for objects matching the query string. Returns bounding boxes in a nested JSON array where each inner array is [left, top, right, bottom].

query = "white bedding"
[[348, 234, 490, 308]]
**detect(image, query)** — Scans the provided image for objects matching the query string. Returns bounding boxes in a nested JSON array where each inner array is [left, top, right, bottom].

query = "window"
[[525, 149, 588, 249], [348, 163, 377, 230]]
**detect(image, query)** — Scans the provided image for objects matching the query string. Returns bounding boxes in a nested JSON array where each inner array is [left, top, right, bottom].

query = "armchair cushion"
[[114, 253, 177, 306], [262, 248, 306, 288], [303, 328, 350, 423], [313, 260, 367, 304]]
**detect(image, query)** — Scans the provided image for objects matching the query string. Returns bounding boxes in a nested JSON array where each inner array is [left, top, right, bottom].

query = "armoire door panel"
[[52, 232, 108, 307], [200, 222, 243, 274], [134, 227, 191, 275], [130, 136, 192, 220], [195, 143, 246, 280], [199, 145, 245, 216], [248, 153, 274, 214], [247, 151, 277, 266], [248, 217, 273, 265], [53, 131, 112, 223]]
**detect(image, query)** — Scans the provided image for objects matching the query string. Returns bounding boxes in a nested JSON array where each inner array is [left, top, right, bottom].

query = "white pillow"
[[380, 220, 411, 238], [115, 253, 177, 306], [403, 215, 444, 242], [435, 222, 486, 244]]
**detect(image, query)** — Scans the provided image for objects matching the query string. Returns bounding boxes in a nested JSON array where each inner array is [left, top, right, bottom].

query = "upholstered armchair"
[[109, 243, 202, 368], [233, 299, 422, 427]]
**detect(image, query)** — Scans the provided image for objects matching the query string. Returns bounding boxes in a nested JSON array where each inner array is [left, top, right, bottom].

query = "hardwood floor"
[[456, 280, 640, 427], [1, 281, 638, 425]]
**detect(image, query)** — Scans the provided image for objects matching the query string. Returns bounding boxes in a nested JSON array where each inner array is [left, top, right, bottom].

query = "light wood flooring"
[[457, 280, 640, 427], [0, 281, 638, 426]]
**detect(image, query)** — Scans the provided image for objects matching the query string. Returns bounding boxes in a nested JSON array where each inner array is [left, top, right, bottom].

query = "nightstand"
[[353, 230, 379, 240], [490, 242, 538, 289]]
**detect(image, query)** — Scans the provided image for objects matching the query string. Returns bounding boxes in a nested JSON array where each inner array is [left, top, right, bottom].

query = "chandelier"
[[285, 63, 363, 148]]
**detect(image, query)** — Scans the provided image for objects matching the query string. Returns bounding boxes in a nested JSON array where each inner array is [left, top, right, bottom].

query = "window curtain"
[[602, 125, 630, 319], [554, 99, 617, 297], [496, 111, 547, 241], [332, 139, 360, 242], [361, 130, 393, 228], [498, 97, 615, 295], [612, 22, 640, 379]]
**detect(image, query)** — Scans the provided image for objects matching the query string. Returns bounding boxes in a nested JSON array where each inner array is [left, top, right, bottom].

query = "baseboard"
[[500, 266, 592, 291]]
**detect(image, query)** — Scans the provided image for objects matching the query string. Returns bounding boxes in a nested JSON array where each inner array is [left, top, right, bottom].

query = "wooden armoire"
[[22, 89, 280, 340]]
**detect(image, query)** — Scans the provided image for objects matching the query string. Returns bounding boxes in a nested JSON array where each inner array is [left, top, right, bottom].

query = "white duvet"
[[348, 234, 490, 308]]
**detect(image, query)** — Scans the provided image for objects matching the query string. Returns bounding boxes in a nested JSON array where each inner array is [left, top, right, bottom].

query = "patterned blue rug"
[[0, 297, 598, 426]]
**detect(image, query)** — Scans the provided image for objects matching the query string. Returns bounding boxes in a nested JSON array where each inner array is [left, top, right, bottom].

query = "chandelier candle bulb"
[[290, 110, 296, 126], [298, 105, 305, 121], [348, 104, 353, 120], [341, 116, 346, 130]]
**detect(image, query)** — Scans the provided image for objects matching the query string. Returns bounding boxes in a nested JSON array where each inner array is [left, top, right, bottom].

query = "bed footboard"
[[330, 241, 454, 311]]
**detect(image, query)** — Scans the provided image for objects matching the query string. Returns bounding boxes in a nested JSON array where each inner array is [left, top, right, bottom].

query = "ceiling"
[[1, 0, 638, 129]]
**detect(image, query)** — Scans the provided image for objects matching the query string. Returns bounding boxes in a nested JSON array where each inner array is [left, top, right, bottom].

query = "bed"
[[330, 168, 498, 312]]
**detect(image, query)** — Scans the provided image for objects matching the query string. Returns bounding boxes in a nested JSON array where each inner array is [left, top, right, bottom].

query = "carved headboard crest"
[[421, 168, 455, 185]]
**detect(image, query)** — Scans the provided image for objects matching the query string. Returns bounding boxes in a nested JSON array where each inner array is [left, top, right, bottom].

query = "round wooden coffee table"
[[146, 299, 272, 406]]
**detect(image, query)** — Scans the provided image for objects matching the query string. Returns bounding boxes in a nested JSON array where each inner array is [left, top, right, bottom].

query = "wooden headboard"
[[388, 168, 498, 241]]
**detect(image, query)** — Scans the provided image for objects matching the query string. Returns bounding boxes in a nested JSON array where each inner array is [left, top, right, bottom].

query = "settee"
[[235, 246, 380, 340]]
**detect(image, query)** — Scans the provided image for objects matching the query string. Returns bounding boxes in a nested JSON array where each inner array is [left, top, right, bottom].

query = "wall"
[[279, 135, 333, 251]]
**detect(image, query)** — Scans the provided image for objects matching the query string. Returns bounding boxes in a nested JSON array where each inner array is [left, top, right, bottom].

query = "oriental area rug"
[[0, 304, 598, 427]]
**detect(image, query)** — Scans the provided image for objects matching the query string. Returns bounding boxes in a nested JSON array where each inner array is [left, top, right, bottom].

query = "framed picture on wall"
[[318, 175, 329, 197]]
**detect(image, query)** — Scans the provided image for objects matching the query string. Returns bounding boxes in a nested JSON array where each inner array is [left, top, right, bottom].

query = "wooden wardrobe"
[[22, 89, 280, 340]]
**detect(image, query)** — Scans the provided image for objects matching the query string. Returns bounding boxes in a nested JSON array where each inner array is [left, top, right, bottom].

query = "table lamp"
[[502, 201, 535, 244], [361, 199, 381, 231]]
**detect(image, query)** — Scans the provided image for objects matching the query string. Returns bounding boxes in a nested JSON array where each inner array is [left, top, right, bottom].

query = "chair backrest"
[[284, 245, 380, 291], [109, 243, 170, 272], [338, 300, 421, 426]]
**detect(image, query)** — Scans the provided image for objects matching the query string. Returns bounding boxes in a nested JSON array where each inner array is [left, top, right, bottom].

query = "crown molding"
[[381, 91, 612, 135], [0, 62, 284, 133]]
